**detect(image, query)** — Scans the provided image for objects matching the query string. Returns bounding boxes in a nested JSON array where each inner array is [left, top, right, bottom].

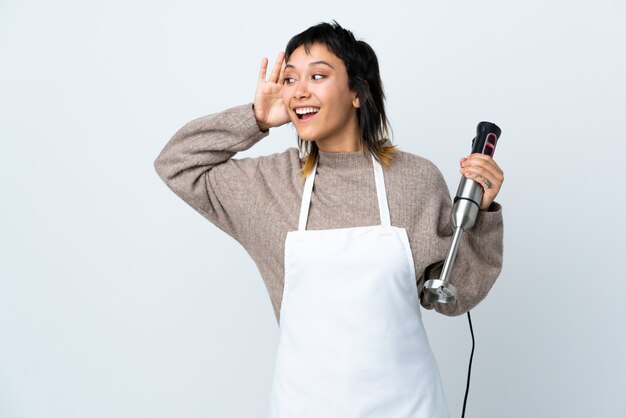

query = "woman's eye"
[[312, 74, 325, 80], [284, 77, 296, 84]]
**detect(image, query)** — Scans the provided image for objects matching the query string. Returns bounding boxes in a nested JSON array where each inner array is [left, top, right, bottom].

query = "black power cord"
[[461, 311, 475, 418]]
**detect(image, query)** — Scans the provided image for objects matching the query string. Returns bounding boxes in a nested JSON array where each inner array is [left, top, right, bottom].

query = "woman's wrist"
[[252, 104, 270, 132]]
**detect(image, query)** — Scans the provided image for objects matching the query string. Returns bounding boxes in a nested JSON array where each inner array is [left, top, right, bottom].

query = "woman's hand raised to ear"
[[254, 52, 290, 132]]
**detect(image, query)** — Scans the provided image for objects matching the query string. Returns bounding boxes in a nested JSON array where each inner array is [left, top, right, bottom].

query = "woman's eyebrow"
[[285, 61, 336, 70]]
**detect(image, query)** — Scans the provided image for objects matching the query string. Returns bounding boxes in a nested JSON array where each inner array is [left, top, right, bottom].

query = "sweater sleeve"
[[417, 161, 504, 316], [153, 103, 269, 242]]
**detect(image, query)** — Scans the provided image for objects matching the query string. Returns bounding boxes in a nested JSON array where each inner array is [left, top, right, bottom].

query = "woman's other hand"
[[460, 154, 504, 210], [254, 52, 290, 132]]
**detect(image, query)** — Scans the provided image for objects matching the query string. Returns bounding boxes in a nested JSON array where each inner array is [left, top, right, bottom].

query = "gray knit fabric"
[[154, 103, 503, 323]]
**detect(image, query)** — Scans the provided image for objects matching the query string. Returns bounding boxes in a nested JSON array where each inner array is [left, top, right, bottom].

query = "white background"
[[1, 0, 625, 417]]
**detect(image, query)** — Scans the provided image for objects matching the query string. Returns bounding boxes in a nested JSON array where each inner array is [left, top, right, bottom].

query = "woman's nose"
[[294, 79, 310, 99]]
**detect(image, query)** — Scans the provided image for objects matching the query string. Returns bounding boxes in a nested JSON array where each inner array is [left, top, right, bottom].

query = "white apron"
[[268, 154, 449, 418]]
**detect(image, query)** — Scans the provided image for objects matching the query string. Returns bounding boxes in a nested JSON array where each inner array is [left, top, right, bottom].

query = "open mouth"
[[295, 107, 320, 120]]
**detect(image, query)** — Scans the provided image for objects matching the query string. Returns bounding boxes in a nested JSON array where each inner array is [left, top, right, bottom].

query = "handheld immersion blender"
[[423, 122, 502, 305]]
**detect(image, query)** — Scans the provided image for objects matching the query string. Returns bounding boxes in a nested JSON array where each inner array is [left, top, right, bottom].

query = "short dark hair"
[[285, 21, 396, 177]]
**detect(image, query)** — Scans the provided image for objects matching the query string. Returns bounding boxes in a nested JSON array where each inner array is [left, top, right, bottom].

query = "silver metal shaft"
[[423, 177, 482, 304], [438, 226, 464, 285]]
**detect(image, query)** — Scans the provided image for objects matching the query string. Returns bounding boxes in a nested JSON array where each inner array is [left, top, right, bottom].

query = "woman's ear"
[[353, 79, 368, 108]]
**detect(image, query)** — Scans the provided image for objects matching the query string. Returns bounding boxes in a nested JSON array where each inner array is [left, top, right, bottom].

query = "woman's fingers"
[[461, 163, 499, 186], [258, 57, 269, 84], [278, 59, 286, 86], [461, 154, 503, 181], [474, 153, 503, 177], [459, 153, 505, 209], [268, 52, 285, 84], [258, 52, 285, 86], [254, 52, 290, 131]]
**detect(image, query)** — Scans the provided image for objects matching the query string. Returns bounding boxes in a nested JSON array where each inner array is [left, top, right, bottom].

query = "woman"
[[155, 21, 503, 418]]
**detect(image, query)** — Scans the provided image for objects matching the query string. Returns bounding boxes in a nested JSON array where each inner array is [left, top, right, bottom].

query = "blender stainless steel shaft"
[[423, 122, 502, 305]]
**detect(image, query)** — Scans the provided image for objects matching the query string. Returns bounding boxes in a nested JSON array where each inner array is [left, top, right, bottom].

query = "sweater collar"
[[317, 149, 373, 171]]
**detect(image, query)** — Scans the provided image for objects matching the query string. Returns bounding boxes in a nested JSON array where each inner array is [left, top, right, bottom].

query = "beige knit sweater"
[[154, 103, 503, 323]]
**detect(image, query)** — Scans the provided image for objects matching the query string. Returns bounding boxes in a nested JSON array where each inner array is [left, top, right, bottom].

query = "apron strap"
[[372, 154, 391, 227], [298, 158, 318, 231], [297, 153, 391, 231]]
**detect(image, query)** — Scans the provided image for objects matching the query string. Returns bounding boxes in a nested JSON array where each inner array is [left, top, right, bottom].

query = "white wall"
[[1, 0, 624, 417]]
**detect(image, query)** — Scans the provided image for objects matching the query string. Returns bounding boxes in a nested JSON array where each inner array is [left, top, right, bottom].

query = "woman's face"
[[282, 43, 361, 151]]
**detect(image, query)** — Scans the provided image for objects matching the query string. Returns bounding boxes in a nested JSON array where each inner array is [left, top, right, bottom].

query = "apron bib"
[[268, 154, 448, 418]]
